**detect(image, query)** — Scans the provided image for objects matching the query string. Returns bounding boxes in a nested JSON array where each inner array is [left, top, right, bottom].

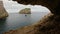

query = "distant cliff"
[[0, 1, 8, 19], [19, 8, 31, 14]]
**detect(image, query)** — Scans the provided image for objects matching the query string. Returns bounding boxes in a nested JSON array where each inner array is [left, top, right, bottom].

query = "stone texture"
[[13, 0, 60, 15], [0, 1, 8, 19], [19, 8, 31, 14]]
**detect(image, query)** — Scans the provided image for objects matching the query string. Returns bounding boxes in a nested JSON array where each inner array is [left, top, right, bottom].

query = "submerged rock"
[[0, 1, 8, 19], [19, 8, 31, 14]]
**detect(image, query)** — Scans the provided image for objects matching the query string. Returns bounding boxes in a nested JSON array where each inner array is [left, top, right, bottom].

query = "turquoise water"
[[0, 12, 49, 34]]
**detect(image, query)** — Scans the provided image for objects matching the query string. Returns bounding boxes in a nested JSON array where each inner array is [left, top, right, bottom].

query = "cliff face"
[[19, 8, 31, 14], [0, 1, 8, 19], [13, 0, 60, 15]]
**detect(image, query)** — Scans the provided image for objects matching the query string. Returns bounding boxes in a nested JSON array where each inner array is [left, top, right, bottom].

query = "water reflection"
[[25, 14, 27, 16], [0, 18, 7, 34], [0, 12, 49, 34], [24, 14, 31, 25]]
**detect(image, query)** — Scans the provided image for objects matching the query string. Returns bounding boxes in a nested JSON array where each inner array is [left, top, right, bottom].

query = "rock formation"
[[13, 0, 60, 15], [0, 1, 8, 19], [19, 8, 31, 14], [3, 0, 60, 34]]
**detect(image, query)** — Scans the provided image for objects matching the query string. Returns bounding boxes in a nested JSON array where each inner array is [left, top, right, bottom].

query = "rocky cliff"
[[0, 1, 8, 19], [19, 8, 31, 14]]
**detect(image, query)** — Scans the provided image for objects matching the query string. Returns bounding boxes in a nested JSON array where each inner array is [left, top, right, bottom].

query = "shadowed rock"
[[13, 0, 60, 15], [0, 1, 8, 19]]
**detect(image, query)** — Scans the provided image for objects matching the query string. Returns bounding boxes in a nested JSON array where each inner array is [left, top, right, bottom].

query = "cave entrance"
[[3, 0, 51, 14]]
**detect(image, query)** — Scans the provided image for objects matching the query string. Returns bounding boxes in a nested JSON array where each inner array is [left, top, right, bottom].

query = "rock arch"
[[13, 0, 60, 15]]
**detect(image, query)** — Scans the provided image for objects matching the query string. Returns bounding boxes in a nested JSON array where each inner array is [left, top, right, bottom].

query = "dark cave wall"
[[13, 0, 60, 15]]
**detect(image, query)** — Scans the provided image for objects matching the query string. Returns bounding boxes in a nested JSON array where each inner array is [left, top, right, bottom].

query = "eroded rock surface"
[[0, 1, 8, 19], [19, 8, 31, 14]]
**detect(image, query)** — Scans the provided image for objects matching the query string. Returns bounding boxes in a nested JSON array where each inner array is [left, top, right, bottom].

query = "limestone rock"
[[19, 8, 31, 14], [0, 1, 8, 19]]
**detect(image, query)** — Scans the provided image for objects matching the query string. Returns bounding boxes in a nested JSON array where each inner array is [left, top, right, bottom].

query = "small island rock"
[[19, 8, 31, 14]]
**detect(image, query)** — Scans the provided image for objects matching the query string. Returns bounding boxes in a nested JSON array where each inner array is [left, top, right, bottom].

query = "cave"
[[2, 0, 60, 34], [13, 0, 60, 15]]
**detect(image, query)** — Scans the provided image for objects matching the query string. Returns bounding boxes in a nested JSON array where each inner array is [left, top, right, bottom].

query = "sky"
[[2, 0, 50, 13]]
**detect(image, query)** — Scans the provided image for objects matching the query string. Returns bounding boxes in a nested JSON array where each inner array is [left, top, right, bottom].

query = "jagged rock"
[[0, 1, 8, 19], [19, 8, 31, 14], [13, 0, 60, 15]]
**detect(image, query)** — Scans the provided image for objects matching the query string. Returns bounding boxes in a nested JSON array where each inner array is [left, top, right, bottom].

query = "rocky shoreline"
[[0, 12, 8, 19], [3, 13, 60, 34], [0, 1, 8, 19]]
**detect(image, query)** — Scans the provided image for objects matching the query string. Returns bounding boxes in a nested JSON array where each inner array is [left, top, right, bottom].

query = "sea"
[[0, 12, 49, 34]]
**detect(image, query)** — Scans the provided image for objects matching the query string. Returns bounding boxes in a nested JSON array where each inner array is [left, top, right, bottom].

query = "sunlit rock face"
[[13, 0, 60, 15], [0, 1, 8, 19], [19, 8, 31, 14]]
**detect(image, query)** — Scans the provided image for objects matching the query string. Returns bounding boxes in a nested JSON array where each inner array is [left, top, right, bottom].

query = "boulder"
[[19, 8, 31, 14], [0, 1, 8, 19]]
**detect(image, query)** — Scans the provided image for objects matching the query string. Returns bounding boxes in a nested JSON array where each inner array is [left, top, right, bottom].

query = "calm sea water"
[[0, 12, 49, 34]]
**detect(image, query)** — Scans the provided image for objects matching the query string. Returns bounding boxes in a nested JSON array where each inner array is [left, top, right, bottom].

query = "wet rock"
[[19, 8, 31, 14]]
